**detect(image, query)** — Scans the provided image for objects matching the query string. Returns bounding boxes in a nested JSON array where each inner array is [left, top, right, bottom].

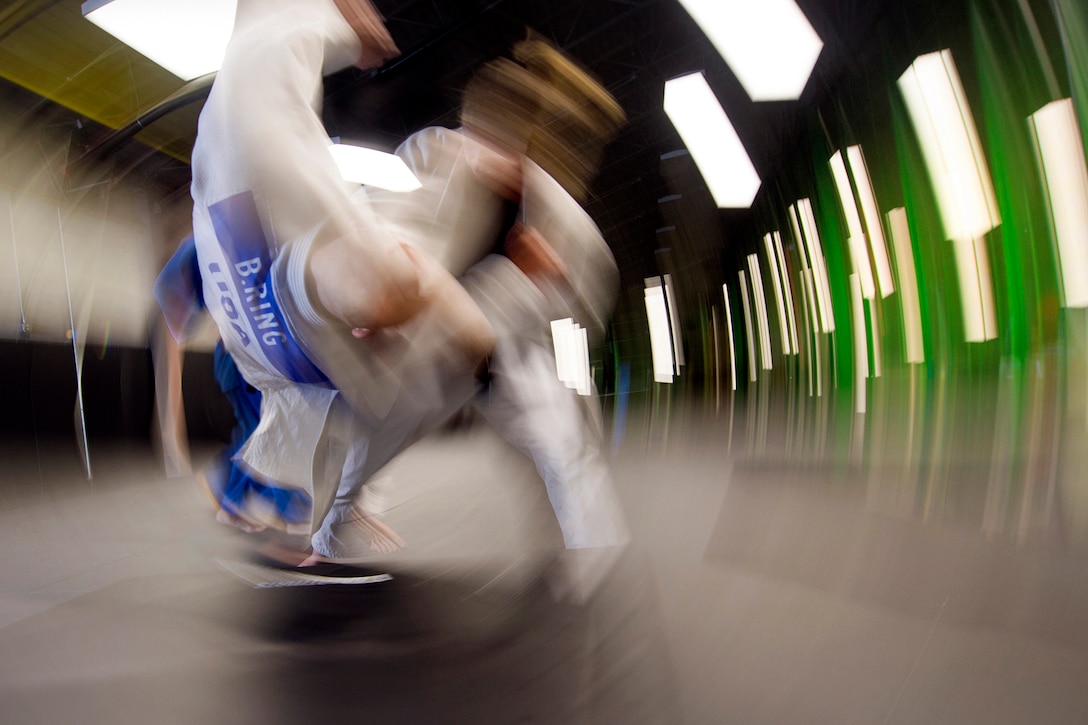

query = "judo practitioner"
[[153, 236, 311, 534], [190, 0, 544, 563], [349, 41, 631, 557], [192, 0, 628, 599]]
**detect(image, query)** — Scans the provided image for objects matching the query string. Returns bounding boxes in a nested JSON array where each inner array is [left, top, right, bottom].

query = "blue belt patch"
[[208, 192, 330, 386]]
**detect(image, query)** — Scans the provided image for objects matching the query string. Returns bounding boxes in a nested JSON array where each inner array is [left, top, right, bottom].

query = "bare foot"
[[289, 505, 405, 567]]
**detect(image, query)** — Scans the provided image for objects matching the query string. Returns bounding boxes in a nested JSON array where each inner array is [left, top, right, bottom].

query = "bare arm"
[[309, 238, 428, 330]]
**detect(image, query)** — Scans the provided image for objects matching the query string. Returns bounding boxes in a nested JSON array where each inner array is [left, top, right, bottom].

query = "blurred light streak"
[[82, 0, 236, 81], [1029, 98, 1088, 308], [675, 0, 823, 101], [799, 272, 818, 396], [829, 150, 866, 238], [790, 199, 836, 333], [644, 281, 674, 384], [663, 73, 762, 208], [869, 299, 883, 378], [58, 208, 92, 480], [328, 143, 422, 192], [847, 146, 895, 297], [847, 233, 877, 300], [747, 253, 773, 369], [771, 230, 800, 354], [899, 50, 999, 343], [550, 318, 591, 396], [951, 236, 999, 342], [739, 270, 758, 382], [763, 232, 794, 355], [887, 208, 925, 363], [849, 273, 868, 413], [898, 49, 1001, 242], [664, 275, 685, 374], [722, 283, 738, 390]]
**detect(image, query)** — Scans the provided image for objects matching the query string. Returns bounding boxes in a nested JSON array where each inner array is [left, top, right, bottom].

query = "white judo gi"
[[192, 0, 625, 560], [362, 126, 629, 551], [190, 0, 534, 554]]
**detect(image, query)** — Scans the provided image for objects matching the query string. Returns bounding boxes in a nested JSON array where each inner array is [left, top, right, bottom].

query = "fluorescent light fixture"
[[645, 281, 675, 384], [847, 146, 895, 297], [830, 150, 876, 299], [748, 253, 773, 369], [829, 151, 865, 238], [952, 236, 998, 342], [770, 230, 800, 354], [898, 49, 1000, 242], [848, 235, 876, 300], [899, 50, 998, 343], [82, 0, 236, 81], [663, 73, 762, 208], [676, 0, 823, 101], [763, 233, 793, 355], [328, 143, 422, 192], [550, 318, 591, 396], [1030, 98, 1088, 308], [790, 199, 835, 333], [722, 284, 737, 391], [788, 207, 821, 345], [799, 271, 824, 397], [887, 208, 925, 363], [738, 270, 758, 382]]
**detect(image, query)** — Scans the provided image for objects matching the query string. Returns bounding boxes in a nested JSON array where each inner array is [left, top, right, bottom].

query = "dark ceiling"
[[0, 0, 905, 291]]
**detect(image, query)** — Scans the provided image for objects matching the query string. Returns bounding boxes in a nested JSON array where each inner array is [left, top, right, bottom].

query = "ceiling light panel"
[[82, 0, 236, 81], [663, 72, 762, 208], [676, 0, 823, 101], [328, 143, 422, 192]]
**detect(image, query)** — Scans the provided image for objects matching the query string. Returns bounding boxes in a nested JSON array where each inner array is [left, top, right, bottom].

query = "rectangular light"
[[788, 207, 821, 346], [550, 318, 591, 396], [829, 150, 865, 238], [898, 49, 1000, 242], [663, 72, 762, 208], [739, 270, 758, 382], [848, 146, 895, 297], [328, 143, 422, 192], [770, 230, 800, 354], [722, 284, 737, 391], [799, 271, 824, 397], [900, 50, 998, 343], [82, 0, 236, 81], [1030, 98, 1088, 308], [790, 199, 836, 333], [763, 232, 793, 355], [830, 150, 875, 299], [645, 282, 675, 384], [676, 0, 823, 101], [748, 253, 773, 369], [949, 236, 997, 342], [887, 208, 925, 363]]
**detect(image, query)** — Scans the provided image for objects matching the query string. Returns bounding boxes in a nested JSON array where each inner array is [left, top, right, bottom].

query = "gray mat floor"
[[2, 412, 1087, 724]]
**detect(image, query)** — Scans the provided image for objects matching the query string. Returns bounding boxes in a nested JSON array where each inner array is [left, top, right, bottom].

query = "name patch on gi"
[[208, 192, 330, 386]]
